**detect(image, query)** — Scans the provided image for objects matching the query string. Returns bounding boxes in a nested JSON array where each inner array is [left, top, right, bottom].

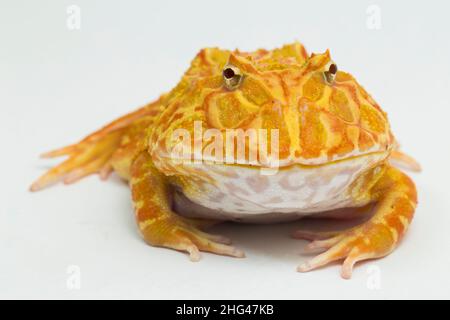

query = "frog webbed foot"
[[293, 166, 417, 279], [30, 129, 125, 191], [158, 219, 245, 261], [131, 152, 245, 261], [295, 226, 387, 279]]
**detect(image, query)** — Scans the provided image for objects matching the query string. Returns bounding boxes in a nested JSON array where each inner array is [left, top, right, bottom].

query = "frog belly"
[[175, 153, 385, 223]]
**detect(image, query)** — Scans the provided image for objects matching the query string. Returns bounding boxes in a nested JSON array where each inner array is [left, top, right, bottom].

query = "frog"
[[30, 42, 420, 279]]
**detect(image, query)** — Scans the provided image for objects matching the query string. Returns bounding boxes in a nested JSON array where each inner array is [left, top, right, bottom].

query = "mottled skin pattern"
[[31, 43, 419, 279]]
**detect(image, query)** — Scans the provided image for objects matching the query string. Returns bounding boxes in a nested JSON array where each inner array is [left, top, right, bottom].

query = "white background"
[[1, 0, 450, 299]]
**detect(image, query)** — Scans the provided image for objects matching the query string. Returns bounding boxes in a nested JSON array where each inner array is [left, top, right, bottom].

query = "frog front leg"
[[295, 165, 417, 279], [130, 152, 245, 261]]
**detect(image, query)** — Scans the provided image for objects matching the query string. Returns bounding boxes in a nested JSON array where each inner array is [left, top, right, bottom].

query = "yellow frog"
[[31, 42, 420, 279]]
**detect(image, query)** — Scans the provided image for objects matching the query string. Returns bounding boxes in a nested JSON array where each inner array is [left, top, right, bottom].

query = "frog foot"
[[30, 101, 160, 191], [294, 166, 417, 279], [148, 218, 245, 261], [30, 129, 125, 191], [131, 152, 245, 261], [294, 225, 386, 279]]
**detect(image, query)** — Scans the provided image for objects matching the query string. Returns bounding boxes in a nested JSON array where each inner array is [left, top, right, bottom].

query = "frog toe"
[[197, 230, 232, 245], [162, 228, 245, 261], [297, 229, 379, 279], [30, 130, 124, 191], [301, 235, 344, 253], [175, 227, 245, 259]]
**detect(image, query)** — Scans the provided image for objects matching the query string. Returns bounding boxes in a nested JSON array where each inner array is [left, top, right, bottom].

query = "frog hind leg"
[[389, 150, 421, 172], [295, 165, 417, 279], [30, 99, 162, 191], [130, 152, 245, 261]]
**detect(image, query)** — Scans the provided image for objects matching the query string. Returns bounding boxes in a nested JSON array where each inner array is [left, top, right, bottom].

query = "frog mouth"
[[157, 115, 393, 171], [160, 139, 389, 171], [159, 148, 390, 178]]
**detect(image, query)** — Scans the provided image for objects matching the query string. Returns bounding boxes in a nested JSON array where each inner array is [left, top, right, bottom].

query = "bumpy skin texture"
[[31, 42, 419, 279]]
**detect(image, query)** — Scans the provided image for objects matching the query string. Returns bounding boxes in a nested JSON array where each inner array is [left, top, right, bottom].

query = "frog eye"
[[323, 62, 338, 84], [222, 65, 243, 90]]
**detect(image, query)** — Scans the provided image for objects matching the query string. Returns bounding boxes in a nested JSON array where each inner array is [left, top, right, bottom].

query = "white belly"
[[172, 153, 385, 223]]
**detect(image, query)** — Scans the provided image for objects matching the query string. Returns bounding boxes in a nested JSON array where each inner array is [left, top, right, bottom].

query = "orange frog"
[[31, 43, 420, 279]]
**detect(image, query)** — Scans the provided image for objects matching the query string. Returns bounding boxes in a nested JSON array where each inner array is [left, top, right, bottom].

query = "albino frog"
[[31, 42, 420, 279]]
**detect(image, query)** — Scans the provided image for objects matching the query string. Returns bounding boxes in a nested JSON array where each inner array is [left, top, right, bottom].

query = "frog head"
[[150, 42, 393, 170]]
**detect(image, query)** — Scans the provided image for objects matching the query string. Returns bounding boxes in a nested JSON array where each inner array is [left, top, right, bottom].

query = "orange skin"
[[31, 42, 419, 279]]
